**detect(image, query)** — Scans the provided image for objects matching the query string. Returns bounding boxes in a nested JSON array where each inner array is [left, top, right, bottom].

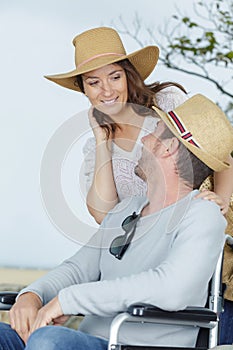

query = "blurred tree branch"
[[111, 0, 233, 121]]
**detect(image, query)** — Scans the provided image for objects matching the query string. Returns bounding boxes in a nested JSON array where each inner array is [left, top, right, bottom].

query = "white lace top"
[[82, 86, 188, 200]]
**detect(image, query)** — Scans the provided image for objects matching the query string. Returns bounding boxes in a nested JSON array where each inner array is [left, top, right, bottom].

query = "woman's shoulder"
[[155, 85, 189, 112]]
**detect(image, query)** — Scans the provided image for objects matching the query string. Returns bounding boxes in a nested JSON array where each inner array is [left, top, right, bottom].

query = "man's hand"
[[53, 315, 70, 326], [9, 292, 42, 344], [29, 296, 64, 334]]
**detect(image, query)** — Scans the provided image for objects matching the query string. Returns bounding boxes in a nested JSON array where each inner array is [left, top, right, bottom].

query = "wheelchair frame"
[[108, 234, 233, 350]]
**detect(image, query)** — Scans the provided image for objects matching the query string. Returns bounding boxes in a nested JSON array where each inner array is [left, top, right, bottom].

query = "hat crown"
[[174, 95, 233, 163], [72, 27, 126, 69], [161, 94, 233, 171], [45, 26, 159, 92]]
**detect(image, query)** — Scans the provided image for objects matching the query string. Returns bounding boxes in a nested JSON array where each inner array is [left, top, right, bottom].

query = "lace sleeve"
[[82, 137, 96, 192], [155, 86, 189, 112]]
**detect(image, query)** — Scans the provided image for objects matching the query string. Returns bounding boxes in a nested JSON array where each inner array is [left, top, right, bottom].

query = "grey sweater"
[[19, 191, 226, 347]]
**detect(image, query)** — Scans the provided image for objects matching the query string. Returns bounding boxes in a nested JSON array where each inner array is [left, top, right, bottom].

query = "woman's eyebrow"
[[83, 74, 98, 80], [83, 69, 123, 80], [108, 69, 123, 76]]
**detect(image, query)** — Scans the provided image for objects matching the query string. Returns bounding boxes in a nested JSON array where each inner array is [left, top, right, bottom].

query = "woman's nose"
[[102, 81, 113, 95]]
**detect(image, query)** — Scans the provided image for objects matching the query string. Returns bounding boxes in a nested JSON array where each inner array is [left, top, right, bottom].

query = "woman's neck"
[[110, 105, 141, 125], [112, 107, 146, 151]]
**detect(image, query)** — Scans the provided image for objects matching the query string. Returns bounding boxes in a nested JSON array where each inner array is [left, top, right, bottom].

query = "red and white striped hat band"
[[168, 111, 201, 148]]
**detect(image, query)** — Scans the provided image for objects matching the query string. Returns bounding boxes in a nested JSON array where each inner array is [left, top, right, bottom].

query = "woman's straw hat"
[[45, 27, 159, 92], [152, 94, 233, 172]]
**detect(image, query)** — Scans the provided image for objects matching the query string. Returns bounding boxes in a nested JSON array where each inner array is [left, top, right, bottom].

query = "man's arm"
[[10, 233, 102, 342], [17, 233, 102, 304]]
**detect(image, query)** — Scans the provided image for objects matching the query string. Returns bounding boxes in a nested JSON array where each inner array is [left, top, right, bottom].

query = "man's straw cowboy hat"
[[153, 94, 233, 172], [45, 27, 159, 92]]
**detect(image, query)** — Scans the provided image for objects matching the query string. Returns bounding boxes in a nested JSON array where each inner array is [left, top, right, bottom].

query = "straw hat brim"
[[45, 45, 159, 92], [152, 105, 231, 172]]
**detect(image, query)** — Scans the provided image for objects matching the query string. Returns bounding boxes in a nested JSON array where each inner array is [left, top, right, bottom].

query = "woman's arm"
[[86, 139, 118, 224], [213, 155, 233, 214], [197, 155, 233, 214], [85, 111, 118, 224]]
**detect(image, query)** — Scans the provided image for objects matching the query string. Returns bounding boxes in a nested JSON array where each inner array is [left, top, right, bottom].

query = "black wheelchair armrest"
[[127, 303, 217, 323], [0, 291, 18, 310]]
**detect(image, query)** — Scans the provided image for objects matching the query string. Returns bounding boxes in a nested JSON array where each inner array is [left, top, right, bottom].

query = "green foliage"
[[169, 0, 233, 67], [158, 0, 233, 122], [112, 0, 233, 122]]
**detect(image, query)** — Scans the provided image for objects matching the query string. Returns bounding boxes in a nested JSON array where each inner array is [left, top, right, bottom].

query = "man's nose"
[[141, 133, 152, 144], [141, 135, 146, 144]]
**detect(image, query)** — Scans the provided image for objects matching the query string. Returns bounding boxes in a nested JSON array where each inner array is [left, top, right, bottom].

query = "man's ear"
[[165, 137, 180, 157]]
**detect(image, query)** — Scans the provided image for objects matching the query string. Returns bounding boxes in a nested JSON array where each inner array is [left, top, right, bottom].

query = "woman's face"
[[82, 63, 128, 116]]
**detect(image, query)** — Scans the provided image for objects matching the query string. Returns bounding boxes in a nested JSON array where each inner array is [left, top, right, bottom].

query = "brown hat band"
[[77, 52, 125, 69]]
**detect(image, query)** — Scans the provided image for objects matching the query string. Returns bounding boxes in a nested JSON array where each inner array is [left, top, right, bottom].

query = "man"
[[0, 94, 233, 350]]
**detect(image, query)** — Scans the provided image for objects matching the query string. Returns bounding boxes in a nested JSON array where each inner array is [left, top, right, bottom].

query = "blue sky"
[[0, 0, 223, 268]]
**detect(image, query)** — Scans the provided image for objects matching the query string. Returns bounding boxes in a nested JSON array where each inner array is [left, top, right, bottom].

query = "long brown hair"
[[75, 59, 187, 139]]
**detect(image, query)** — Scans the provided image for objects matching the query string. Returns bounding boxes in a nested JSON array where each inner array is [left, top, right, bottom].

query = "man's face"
[[135, 121, 170, 182]]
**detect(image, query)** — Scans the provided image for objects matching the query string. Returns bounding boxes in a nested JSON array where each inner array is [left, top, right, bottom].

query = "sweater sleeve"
[[58, 201, 226, 316], [17, 232, 103, 305]]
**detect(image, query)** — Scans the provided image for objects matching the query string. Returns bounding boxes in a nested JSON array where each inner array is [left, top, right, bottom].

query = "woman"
[[46, 26, 233, 224]]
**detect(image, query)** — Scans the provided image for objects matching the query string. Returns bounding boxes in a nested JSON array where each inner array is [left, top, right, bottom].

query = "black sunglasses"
[[109, 211, 141, 260]]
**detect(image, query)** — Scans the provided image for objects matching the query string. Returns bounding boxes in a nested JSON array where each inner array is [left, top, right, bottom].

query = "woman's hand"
[[9, 292, 42, 344], [88, 107, 112, 143], [88, 107, 105, 139], [195, 189, 229, 215]]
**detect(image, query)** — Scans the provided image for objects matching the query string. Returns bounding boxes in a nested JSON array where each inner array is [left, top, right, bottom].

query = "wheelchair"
[[1, 235, 233, 350]]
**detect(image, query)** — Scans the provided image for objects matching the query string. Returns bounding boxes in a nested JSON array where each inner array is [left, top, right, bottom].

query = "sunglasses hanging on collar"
[[109, 211, 141, 260]]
